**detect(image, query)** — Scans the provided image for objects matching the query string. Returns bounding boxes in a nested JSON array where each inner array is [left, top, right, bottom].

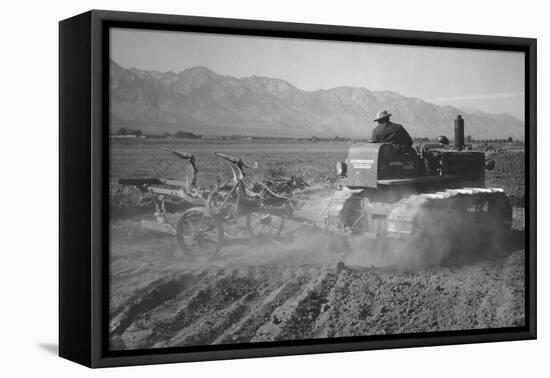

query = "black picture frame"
[[59, 9, 537, 368]]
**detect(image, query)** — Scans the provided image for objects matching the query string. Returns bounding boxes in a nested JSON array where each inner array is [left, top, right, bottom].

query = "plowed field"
[[109, 142, 526, 350]]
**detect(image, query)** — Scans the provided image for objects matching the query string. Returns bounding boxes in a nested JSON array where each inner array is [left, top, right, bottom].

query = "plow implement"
[[118, 149, 309, 259]]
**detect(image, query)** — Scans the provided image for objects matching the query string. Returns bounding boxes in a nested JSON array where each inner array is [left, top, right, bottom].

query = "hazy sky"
[[111, 28, 525, 121]]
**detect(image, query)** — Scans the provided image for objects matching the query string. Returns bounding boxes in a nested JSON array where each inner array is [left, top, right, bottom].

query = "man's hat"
[[374, 110, 392, 121]]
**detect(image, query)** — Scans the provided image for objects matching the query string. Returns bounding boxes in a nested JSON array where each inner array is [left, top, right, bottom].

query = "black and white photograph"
[[108, 27, 527, 351]]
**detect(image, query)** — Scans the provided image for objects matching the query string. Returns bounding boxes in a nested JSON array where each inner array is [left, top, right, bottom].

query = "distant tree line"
[[413, 135, 520, 144], [332, 136, 353, 142], [469, 136, 518, 144], [173, 130, 202, 139], [116, 127, 142, 136]]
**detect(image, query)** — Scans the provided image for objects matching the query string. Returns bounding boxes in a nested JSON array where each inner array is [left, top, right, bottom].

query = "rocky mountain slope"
[[110, 60, 524, 139]]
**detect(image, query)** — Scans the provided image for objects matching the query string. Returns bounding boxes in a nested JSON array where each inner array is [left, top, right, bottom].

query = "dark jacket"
[[371, 121, 413, 148]]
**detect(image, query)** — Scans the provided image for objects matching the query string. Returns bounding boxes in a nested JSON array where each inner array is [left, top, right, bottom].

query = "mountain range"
[[109, 60, 524, 140]]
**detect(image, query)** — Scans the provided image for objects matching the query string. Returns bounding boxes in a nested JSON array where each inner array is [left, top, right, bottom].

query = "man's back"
[[371, 121, 413, 148]]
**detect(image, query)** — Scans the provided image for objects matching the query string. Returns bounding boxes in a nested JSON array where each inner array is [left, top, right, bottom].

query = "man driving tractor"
[[371, 110, 413, 151]]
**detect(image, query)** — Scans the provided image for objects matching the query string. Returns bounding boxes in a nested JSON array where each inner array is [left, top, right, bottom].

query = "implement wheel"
[[176, 208, 223, 259], [246, 212, 285, 239]]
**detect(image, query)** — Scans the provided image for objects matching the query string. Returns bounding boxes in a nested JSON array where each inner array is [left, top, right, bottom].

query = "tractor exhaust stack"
[[454, 114, 465, 150]]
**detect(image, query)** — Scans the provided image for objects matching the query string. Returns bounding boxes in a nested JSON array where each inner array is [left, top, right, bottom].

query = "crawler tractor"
[[328, 115, 512, 266]]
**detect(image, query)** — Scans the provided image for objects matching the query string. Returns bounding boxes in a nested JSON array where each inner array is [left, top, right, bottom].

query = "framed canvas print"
[[59, 10, 536, 368]]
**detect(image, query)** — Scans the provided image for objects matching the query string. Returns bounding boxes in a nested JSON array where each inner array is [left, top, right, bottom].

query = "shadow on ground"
[[38, 343, 58, 355]]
